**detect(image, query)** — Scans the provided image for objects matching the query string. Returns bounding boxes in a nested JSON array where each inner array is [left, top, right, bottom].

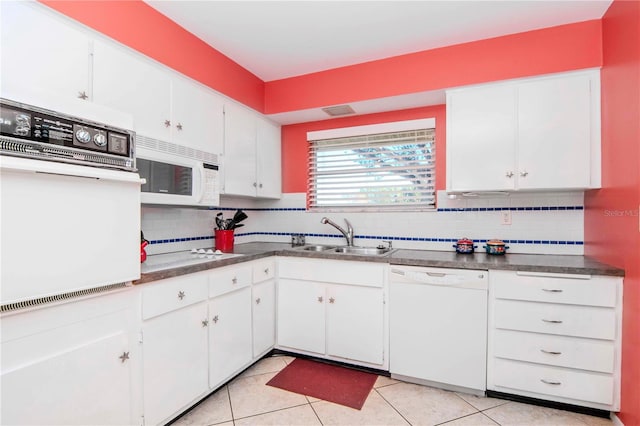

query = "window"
[[308, 121, 436, 210]]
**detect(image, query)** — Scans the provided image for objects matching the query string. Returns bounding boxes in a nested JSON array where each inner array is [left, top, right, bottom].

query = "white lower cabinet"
[[252, 259, 277, 357], [140, 273, 209, 426], [487, 270, 623, 411], [1, 291, 139, 425], [139, 259, 277, 424], [208, 287, 252, 387], [142, 302, 209, 426], [277, 258, 387, 369]]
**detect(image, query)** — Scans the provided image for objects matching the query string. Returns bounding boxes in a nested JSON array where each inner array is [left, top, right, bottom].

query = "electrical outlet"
[[501, 210, 512, 225]]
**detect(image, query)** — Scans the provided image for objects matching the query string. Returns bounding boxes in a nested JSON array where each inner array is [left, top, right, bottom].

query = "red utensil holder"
[[215, 229, 235, 252]]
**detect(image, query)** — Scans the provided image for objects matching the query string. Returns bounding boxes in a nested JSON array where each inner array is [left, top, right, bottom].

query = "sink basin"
[[298, 245, 335, 252], [332, 246, 393, 256]]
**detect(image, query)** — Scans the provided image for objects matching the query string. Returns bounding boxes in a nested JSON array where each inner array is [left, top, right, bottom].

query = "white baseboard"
[[611, 413, 624, 426]]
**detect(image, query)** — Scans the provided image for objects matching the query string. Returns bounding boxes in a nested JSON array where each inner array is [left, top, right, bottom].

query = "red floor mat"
[[266, 358, 378, 410]]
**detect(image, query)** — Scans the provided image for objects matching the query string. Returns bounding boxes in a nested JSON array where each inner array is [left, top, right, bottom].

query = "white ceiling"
[[144, 0, 612, 123]]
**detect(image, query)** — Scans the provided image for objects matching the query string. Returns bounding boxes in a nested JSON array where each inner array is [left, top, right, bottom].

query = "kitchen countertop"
[[134, 242, 624, 285]]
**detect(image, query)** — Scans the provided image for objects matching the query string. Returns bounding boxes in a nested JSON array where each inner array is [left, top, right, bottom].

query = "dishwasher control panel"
[[389, 265, 487, 290]]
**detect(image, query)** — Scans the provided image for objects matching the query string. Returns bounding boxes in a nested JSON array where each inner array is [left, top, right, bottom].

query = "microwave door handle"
[[195, 164, 205, 203]]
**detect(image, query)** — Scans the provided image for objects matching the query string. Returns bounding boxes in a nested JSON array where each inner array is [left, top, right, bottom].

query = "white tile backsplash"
[[141, 190, 585, 255]]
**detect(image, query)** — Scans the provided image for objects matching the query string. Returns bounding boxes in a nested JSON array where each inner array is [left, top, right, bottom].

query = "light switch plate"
[[501, 210, 512, 225]]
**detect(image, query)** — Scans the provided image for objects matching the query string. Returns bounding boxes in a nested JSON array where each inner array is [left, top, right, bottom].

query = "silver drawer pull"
[[264, 268, 270, 274], [426, 272, 446, 277], [542, 289, 563, 293], [177, 291, 185, 300], [232, 277, 238, 284], [540, 379, 562, 385], [542, 319, 563, 324], [540, 349, 562, 355]]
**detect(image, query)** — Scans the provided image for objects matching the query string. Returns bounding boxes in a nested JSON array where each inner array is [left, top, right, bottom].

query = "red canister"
[[215, 229, 235, 253]]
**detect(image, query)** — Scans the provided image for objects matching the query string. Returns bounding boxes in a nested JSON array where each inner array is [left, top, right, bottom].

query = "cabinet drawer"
[[493, 358, 614, 405], [493, 329, 615, 373], [278, 257, 385, 287], [209, 265, 251, 298], [494, 300, 616, 340], [252, 259, 276, 284], [142, 273, 208, 320], [491, 270, 618, 307]]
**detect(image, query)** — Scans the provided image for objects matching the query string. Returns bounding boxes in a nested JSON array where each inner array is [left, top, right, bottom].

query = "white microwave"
[[137, 147, 220, 207]]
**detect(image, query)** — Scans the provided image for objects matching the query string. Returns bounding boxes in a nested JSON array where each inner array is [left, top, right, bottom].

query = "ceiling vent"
[[322, 105, 356, 117]]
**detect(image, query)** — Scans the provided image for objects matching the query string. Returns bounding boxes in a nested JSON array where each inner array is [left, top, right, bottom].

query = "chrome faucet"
[[321, 217, 354, 246]]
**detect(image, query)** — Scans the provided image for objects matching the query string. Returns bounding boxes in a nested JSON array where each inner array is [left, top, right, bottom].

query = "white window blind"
[[308, 128, 436, 210]]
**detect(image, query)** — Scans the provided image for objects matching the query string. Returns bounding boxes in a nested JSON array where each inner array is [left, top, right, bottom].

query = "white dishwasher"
[[389, 265, 488, 394]]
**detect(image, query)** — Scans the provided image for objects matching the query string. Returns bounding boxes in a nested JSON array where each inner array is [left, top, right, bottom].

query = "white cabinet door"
[[277, 279, 326, 355], [256, 118, 282, 199], [326, 284, 384, 365], [517, 74, 592, 189], [252, 280, 276, 357], [142, 302, 209, 426], [1, 293, 137, 426], [0, 2, 90, 102], [209, 287, 252, 388], [93, 41, 171, 141], [447, 71, 599, 193], [446, 85, 517, 192], [172, 76, 224, 154], [223, 103, 257, 196], [2, 331, 133, 425]]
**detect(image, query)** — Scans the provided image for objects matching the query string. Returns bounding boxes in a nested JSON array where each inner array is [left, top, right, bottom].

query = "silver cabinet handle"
[[164, 119, 171, 127], [540, 349, 562, 355], [259, 183, 263, 188], [119, 352, 130, 363], [176, 123, 183, 131], [232, 277, 238, 284], [329, 297, 335, 304], [542, 319, 563, 324], [426, 272, 446, 277], [212, 315, 219, 324], [77, 91, 88, 100], [253, 182, 257, 187], [264, 268, 270, 275], [178, 291, 185, 300], [317, 296, 323, 303], [506, 171, 514, 178], [520, 170, 529, 177], [542, 289, 563, 293], [202, 319, 209, 327], [540, 379, 561, 385], [255, 297, 261, 305]]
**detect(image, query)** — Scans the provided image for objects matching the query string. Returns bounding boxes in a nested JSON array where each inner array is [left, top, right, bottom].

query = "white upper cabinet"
[[0, 2, 90, 102], [171, 77, 224, 155], [93, 41, 223, 155], [93, 40, 172, 142], [446, 70, 601, 192], [256, 117, 283, 199], [223, 103, 281, 198], [517, 74, 593, 190], [447, 85, 517, 192]]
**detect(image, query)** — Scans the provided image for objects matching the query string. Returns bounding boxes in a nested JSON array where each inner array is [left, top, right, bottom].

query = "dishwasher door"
[[389, 266, 488, 393]]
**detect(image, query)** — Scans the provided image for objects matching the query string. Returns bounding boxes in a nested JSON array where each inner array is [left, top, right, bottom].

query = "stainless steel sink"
[[298, 245, 335, 252], [332, 246, 393, 256]]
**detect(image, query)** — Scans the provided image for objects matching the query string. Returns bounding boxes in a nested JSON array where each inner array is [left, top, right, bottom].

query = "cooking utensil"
[[233, 209, 248, 224], [453, 237, 477, 254], [483, 239, 509, 255]]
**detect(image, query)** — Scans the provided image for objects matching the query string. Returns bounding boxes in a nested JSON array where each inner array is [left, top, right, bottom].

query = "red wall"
[[282, 106, 445, 194], [584, 0, 640, 422], [266, 20, 602, 114], [39, 0, 265, 112]]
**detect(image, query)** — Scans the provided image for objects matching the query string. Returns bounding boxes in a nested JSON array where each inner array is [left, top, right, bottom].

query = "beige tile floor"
[[173, 355, 613, 426]]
